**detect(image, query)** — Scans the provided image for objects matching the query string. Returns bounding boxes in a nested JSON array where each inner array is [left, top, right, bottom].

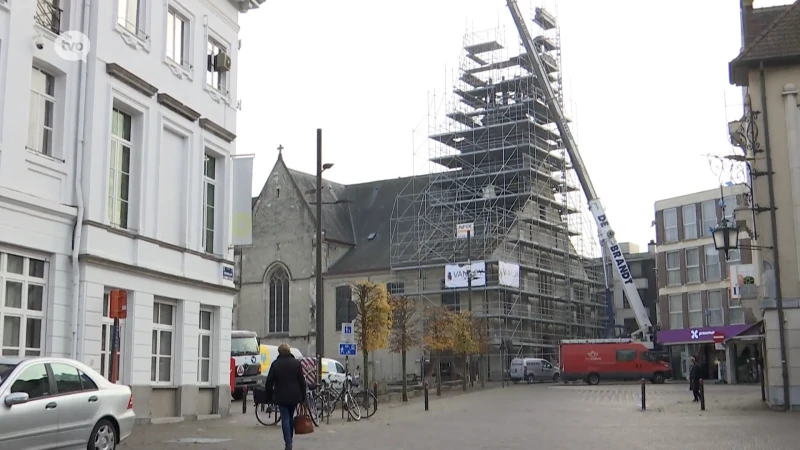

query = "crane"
[[506, 0, 655, 348]]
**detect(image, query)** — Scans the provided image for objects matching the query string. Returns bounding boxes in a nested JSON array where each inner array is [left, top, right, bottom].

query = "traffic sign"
[[341, 322, 354, 343], [339, 342, 357, 356], [713, 331, 725, 350]]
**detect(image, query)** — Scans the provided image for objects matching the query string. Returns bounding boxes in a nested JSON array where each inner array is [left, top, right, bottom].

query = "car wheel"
[[232, 389, 243, 401], [512, 380, 519, 384], [552, 373, 560, 382], [587, 373, 600, 385], [652, 372, 665, 384], [88, 418, 117, 450], [526, 374, 535, 384]]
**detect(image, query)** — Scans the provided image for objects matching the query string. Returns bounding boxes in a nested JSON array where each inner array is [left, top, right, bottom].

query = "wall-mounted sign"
[[730, 264, 756, 299], [222, 265, 234, 281], [444, 261, 486, 288], [499, 261, 520, 288], [456, 222, 474, 239]]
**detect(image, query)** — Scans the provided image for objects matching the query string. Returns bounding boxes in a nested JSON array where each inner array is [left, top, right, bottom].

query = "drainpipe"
[[71, 0, 91, 359], [759, 64, 790, 410], [783, 84, 799, 283]]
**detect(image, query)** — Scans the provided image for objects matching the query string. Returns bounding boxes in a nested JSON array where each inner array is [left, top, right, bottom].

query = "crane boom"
[[506, 0, 654, 347]]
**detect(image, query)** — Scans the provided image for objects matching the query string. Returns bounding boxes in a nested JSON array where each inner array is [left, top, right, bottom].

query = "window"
[[682, 205, 697, 240], [197, 309, 212, 383], [701, 200, 717, 237], [335, 285, 357, 331], [723, 196, 736, 222], [616, 350, 636, 362], [663, 208, 678, 242], [442, 291, 460, 312], [268, 267, 289, 333], [727, 247, 741, 263], [202, 153, 217, 254], [629, 262, 642, 279], [108, 108, 132, 229], [151, 301, 174, 383], [704, 245, 721, 282], [688, 292, 703, 328], [729, 294, 745, 325], [666, 251, 680, 286], [707, 290, 724, 326], [10, 363, 50, 399], [34, 0, 62, 34], [206, 37, 228, 93], [386, 282, 404, 295], [685, 248, 700, 283], [166, 7, 190, 69], [100, 291, 124, 382], [27, 67, 55, 155], [668, 294, 683, 329], [51, 363, 84, 394], [1, 252, 46, 357], [118, 0, 147, 40]]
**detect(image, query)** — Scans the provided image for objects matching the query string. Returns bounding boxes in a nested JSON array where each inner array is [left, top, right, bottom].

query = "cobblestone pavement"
[[119, 382, 800, 450]]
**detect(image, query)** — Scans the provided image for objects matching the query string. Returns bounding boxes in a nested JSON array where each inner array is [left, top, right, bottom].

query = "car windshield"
[[0, 363, 18, 386], [231, 337, 259, 356]]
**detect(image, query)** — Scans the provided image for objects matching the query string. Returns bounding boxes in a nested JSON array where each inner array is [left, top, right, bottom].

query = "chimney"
[[740, 0, 754, 48], [647, 240, 657, 254]]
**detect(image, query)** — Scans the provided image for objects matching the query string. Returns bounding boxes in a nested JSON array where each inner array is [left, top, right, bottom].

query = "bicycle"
[[254, 385, 322, 427], [319, 376, 362, 421], [354, 385, 378, 419]]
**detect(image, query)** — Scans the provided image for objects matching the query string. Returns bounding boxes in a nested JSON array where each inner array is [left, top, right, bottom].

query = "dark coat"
[[265, 353, 307, 406], [689, 362, 701, 390]]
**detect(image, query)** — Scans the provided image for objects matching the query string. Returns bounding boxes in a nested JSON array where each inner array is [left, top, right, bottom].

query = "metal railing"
[[35, 0, 62, 34]]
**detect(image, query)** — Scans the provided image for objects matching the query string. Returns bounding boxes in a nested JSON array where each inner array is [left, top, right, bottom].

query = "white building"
[[0, 0, 262, 420]]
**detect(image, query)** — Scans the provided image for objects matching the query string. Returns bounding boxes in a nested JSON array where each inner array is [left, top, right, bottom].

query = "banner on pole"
[[231, 156, 254, 246]]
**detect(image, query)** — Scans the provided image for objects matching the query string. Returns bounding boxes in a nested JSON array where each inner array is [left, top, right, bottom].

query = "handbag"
[[294, 402, 315, 435]]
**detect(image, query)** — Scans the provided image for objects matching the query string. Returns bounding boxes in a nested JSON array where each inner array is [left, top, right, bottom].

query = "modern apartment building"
[[604, 242, 657, 337], [654, 185, 760, 383], [0, 0, 261, 420]]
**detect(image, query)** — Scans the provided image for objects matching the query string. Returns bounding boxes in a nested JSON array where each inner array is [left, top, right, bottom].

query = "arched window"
[[268, 266, 290, 333]]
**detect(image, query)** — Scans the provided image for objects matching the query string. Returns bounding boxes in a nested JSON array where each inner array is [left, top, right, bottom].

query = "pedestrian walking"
[[689, 357, 701, 402], [265, 343, 307, 450]]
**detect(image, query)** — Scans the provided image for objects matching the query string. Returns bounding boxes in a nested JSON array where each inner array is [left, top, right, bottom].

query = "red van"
[[559, 340, 672, 385]]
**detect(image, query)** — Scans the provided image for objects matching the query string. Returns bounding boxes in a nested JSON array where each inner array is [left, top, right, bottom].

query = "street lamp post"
[[314, 129, 334, 385]]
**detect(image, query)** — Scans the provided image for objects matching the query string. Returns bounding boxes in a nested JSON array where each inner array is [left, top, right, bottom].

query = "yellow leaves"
[[451, 311, 479, 356], [388, 296, 420, 353], [422, 306, 455, 352], [353, 281, 393, 353]]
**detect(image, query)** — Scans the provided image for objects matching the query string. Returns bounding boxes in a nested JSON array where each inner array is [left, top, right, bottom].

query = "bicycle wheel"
[[306, 397, 320, 427], [255, 402, 281, 426], [356, 390, 378, 419], [321, 389, 338, 418], [344, 393, 362, 421]]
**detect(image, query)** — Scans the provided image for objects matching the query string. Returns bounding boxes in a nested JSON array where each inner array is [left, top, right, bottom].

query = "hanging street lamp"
[[712, 217, 740, 260]]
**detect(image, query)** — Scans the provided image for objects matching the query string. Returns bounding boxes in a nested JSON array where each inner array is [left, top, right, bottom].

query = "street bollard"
[[699, 379, 705, 411], [373, 382, 379, 412], [424, 381, 429, 411], [640, 378, 646, 411], [242, 386, 248, 414]]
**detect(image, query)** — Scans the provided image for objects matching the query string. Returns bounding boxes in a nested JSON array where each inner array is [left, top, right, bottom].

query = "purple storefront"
[[657, 324, 762, 383]]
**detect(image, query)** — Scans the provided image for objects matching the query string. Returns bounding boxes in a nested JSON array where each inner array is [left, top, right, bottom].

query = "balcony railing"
[[35, 0, 62, 35]]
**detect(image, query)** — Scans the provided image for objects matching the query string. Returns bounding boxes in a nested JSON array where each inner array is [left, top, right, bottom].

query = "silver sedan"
[[0, 356, 135, 450]]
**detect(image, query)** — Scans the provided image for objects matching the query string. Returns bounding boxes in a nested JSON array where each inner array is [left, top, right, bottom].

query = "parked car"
[[509, 357, 560, 383], [0, 356, 135, 450], [559, 341, 672, 385]]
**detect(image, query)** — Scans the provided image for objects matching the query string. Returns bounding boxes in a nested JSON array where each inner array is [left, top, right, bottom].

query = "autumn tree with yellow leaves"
[[471, 316, 490, 388], [388, 295, 420, 402], [423, 305, 455, 396], [451, 311, 479, 391], [353, 281, 393, 393]]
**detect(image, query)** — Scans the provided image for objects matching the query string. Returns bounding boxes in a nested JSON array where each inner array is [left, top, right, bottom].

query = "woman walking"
[[265, 343, 307, 450]]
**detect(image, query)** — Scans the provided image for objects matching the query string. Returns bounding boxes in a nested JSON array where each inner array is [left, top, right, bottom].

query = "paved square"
[[119, 383, 800, 449]]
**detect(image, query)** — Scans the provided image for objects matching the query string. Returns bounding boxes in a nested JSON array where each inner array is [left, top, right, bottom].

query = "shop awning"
[[724, 320, 763, 343]]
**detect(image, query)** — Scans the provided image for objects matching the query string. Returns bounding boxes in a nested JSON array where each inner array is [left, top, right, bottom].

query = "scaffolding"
[[390, 3, 607, 375]]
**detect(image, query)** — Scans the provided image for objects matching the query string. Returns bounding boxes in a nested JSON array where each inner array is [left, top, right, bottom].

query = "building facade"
[[654, 185, 760, 383], [0, 0, 261, 421], [728, 0, 800, 409], [605, 242, 657, 338]]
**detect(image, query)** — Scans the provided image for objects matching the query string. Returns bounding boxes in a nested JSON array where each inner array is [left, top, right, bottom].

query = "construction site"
[[390, 3, 608, 377]]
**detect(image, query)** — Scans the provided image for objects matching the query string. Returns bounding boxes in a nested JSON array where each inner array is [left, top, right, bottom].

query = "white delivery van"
[[509, 357, 560, 384]]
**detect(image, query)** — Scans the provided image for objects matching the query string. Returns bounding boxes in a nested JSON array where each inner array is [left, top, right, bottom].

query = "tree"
[[451, 311, 478, 391], [471, 317, 490, 388], [353, 281, 393, 395], [423, 305, 455, 396], [388, 295, 420, 402]]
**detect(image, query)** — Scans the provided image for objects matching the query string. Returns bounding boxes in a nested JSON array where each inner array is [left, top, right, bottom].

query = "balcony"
[[35, 0, 62, 35]]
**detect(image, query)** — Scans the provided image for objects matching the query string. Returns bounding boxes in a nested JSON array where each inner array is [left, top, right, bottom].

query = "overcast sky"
[[237, 0, 790, 251]]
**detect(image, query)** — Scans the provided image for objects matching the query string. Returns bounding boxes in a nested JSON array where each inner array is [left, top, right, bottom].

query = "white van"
[[259, 344, 303, 377], [509, 358, 559, 383]]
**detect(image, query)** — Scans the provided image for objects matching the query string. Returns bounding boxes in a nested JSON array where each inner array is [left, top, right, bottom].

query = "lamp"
[[712, 218, 740, 260]]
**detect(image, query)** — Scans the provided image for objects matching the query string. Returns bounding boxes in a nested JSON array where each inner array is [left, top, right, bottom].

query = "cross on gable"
[[277, 144, 284, 154]]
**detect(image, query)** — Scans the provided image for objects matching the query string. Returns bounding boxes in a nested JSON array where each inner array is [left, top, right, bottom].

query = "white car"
[[0, 357, 135, 450]]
